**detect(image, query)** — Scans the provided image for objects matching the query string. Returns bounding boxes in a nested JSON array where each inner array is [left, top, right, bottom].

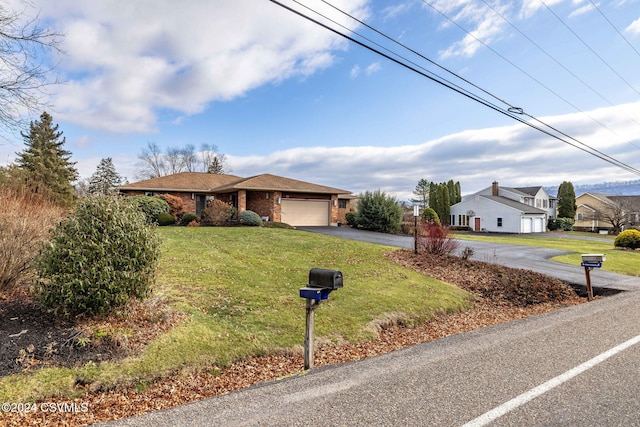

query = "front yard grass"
[[453, 232, 640, 276], [0, 227, 471, 402]]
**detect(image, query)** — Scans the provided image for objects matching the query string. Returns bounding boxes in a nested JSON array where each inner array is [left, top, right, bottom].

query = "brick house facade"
[[120, 172, 354, 227]]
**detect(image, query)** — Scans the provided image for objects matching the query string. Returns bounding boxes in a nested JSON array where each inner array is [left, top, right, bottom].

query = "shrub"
[[179, 212, 198, 226], [187, 220, 199, 227], [417, 222, 460, 255], [354, 190, 403, 233], [0, 186, 64, 293], [36, 196, 161, 317], [157, 194, 184, 219], [157, 211, 176, 226], [345, 212, 357, 227], [614, 229, 640, 250], [128, 195, 169, 224], [548, 217, 574, 231], [239, 210, 263, 226], [422, 207, 441, 226], [201, 199, 235, 225]]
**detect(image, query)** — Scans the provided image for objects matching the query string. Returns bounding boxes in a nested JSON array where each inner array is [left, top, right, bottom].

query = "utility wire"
[[539, 0, 640, 97], [587, 0, 640, 60], [269, 0, 640, 176], [479, 0, 640, 150], [425, 0, 640, 152]]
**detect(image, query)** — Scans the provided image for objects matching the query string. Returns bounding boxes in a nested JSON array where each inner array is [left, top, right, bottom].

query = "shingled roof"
[[119, 172, 244, 192], [213, 174, 351, 194], [120, 172, 351, 195]]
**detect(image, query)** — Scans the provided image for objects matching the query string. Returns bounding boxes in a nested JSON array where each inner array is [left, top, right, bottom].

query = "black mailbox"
[[308, 268, 343, 290]]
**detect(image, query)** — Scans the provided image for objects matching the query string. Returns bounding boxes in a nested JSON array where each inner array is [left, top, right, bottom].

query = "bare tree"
[[600, 201, 625, 234], [182, 144, 198, 172], [137, 142, 166, 179], [0, 4, 62, 136]]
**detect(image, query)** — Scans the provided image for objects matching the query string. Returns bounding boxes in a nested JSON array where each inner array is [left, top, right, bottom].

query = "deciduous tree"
[[0, 4, 62, 136]]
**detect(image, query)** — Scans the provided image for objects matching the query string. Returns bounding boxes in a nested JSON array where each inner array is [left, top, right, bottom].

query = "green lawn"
[[453, 232, 640, 276], [1, 227, 471, 401]]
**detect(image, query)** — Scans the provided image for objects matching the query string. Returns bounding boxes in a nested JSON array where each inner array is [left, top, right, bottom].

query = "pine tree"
[[16, 112, 77, 206], [557, 181, 577, 218], [410, 178, 431, 209], [207, 155, 225, 174], [88, 158, 123, 195]]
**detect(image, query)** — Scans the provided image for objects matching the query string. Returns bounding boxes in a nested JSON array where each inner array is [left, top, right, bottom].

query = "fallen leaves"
[[1, 249, 585, 426]]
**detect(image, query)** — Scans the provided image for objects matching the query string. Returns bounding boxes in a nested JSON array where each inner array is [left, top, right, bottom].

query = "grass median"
[[453, 232, 640, 276]]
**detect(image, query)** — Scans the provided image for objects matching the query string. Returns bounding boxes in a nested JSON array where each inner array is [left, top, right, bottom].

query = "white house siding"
[[451, 195, 547, 233]]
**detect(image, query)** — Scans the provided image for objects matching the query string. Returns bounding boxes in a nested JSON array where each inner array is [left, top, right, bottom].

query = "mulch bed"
[[1, 250, 587, 426]]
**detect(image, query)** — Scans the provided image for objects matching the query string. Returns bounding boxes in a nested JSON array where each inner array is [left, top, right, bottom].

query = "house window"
[[145, 191, 155, 196], [577, 213, 583, 220], [338, 199, 347, 209], [497, 217, 503, 227]]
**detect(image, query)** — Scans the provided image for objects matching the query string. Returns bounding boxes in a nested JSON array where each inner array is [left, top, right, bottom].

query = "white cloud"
[[626, 17, 640, 35], [228, 101, 640, 201], [568, 3, 595, 18], [36, 0, 369, 133], [365, 62, 382, 75]]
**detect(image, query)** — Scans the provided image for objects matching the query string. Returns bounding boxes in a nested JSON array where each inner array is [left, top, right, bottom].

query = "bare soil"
[[1, 250, 589, 426]]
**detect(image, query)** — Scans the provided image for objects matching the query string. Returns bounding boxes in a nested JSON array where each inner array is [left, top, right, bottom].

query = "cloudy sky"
[[2, 0, 640, 200]]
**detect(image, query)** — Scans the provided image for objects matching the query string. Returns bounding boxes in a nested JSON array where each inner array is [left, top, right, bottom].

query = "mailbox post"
[[299, 268, 343, 370], [581, 254, 606, 301]]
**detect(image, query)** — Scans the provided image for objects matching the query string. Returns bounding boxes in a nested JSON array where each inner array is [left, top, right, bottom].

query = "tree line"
[[411, 178, 462, 225]]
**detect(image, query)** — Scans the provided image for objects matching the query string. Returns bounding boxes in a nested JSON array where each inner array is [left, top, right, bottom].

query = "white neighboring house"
[[450, 182, 555, 233]]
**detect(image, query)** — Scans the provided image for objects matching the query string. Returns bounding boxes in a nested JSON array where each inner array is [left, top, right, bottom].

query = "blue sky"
[[2, 0, 640, 200]]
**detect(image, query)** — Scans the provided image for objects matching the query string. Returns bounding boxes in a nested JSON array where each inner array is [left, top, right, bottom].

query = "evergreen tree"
[[557, 181, 577, 218], [428, 182, 438, 209], [410, 178, 431, 209], [88, 158, 123, 195], [207, 155, 226, 174], [454, 181, 462, 203], [437, 183, 451, 225], [16, 112, 77, 206]]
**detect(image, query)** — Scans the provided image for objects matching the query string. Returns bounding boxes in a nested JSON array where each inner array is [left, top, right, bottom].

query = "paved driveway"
[[297, 227, 640, 293]]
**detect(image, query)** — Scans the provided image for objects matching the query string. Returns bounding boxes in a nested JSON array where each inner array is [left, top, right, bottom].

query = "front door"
[[474, 217, 481, 231], [195, 195, 206, 215]]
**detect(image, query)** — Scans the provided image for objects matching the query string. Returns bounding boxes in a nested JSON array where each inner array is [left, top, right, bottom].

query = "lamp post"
[[413, 205, 420, 254]]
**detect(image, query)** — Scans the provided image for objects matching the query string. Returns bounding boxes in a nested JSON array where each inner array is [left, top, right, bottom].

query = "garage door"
[[281, 199, 330, 226], [522, 217, 532, 233], [534, 218, 544, 232]]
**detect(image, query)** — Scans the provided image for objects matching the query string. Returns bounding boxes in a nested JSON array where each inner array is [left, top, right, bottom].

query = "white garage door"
[[281, 199, 330, 226], [534, 217, 544, 232], [522, 217, 532, 233]]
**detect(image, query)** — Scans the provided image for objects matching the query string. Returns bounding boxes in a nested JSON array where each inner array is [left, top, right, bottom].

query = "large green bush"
[[127, 195, 169, 224], [157, 211, 176, 226], [36, 196, 161, 317], [421, 207, 441, 226], [239, 210, 263, 226], [548, 217, 574, 231], [614, 229, 640, 250], [354, 190, 403, 233]]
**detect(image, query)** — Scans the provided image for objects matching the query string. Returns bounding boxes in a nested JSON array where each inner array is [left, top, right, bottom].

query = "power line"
[[539, 0, 640, 98], [269, 0, 640, 176], [478, 0, 640, 150], [587, 0, 640, 60]]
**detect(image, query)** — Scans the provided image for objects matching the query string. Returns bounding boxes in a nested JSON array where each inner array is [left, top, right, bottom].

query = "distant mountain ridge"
[[545, 180, 640, 197]]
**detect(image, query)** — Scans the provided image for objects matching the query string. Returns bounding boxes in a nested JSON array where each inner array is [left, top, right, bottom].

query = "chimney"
[[492, 181, 499, 197]]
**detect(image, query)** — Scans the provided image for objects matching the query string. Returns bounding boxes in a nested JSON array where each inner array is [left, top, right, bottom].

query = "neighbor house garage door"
[[281, 199, 330, 226]]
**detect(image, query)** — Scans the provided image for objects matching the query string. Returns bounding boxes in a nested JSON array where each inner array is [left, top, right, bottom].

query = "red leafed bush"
[[417, 222, 460, 255], [201, 199, 235, 225], [157, 193, 184, 220]]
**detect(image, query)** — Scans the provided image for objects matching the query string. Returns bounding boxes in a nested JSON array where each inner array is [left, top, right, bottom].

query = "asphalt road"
[[298, 227, 640, 293], [101, 228, 640, 426]]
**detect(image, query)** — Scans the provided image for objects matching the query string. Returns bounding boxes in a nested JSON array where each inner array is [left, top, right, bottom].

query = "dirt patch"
[[0, 289, 184, 377], [1, 250, 589, 426]]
